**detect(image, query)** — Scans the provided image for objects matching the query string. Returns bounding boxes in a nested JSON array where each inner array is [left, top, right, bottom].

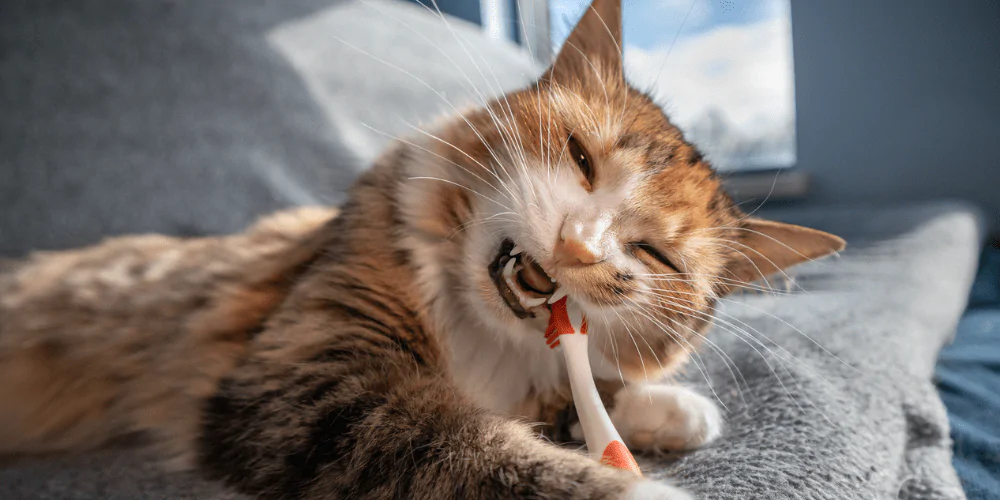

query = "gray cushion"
[[0, 0, 535, 256], [1, 201, 980, 499], [651, 201, 981, 499]]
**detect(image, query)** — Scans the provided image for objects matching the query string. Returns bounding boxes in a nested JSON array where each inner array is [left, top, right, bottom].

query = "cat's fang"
[[510, 245, 523, 256], [504, 257, 516, 278], [521, 296, 548, 308], [547, 285, 568, 305]]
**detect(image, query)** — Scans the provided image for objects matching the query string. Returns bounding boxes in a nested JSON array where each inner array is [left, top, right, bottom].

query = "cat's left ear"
[[724, 218, 845, 288], [542, 0, 623, 87]]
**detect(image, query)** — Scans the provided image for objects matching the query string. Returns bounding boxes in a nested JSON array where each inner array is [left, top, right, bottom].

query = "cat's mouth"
[[489, 239, 566, 319]]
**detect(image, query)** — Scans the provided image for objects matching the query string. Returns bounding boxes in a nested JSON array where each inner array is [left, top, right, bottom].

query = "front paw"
[[626, 480, 695, 500], [608, 384, 722, 453]]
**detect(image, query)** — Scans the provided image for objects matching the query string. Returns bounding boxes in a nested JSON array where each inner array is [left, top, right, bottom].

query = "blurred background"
[[2, 0, 997, 256], [1, 1, 998, 498]]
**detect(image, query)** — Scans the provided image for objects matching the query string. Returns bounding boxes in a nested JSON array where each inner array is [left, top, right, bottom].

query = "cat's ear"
[[542, 0, 623, 87], [724, 218, 845, 288]]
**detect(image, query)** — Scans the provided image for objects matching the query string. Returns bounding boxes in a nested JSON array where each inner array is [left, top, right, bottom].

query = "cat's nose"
[[555, 213, 611, 267]]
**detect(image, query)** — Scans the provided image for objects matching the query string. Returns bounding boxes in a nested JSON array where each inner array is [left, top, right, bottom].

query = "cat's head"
[[399, 0, 843, 379]]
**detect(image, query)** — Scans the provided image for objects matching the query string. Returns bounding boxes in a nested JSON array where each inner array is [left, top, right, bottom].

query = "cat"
[[0, 0, 844, 498]]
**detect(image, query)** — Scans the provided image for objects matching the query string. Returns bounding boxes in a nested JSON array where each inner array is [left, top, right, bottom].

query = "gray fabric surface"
[[0, 0, 534, 256], [0, 202, 981, 499], [0, 1, 979, 499], [648, 201, 982, 499]]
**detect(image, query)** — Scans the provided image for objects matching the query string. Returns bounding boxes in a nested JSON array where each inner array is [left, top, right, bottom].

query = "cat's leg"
[[601, 383, 723, 453], [198, 326, 692, 500]]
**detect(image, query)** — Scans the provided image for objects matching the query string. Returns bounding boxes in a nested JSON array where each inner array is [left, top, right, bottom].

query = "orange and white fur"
[[0, 1, 844, 498]]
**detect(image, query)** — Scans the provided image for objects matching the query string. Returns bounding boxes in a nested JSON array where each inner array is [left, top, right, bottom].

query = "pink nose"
[[554, 214, 609, 267], [554, 237, 602, 267]]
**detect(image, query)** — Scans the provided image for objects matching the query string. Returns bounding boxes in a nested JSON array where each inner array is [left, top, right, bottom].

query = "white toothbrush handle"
[[557, 302, 641, 475], [559, 334, 621, 457]]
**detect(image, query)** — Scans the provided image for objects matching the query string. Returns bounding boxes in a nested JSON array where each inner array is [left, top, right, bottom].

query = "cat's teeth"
[[547, 285, 568, 304], [510, 245, 523, 256], [503, 257, 516, 278], [521, 296, 547, 308]]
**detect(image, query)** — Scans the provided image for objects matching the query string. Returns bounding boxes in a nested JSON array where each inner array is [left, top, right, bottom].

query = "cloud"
[[625, 15, 796, 168]]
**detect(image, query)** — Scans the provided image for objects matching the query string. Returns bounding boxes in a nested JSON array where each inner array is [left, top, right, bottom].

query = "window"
[[549, 0, 796, 171]]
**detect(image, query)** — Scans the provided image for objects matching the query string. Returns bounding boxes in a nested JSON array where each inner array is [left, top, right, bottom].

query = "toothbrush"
[[545, 296, 642, 476]]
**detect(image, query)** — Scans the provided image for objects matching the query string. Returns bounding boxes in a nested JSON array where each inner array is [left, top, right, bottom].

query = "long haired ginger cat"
[[0, 0, 844, 498]]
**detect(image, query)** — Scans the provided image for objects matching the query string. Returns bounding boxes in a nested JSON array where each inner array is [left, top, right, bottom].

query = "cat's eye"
[[567, 135, 593, 185], [631, 242, 680, 272]]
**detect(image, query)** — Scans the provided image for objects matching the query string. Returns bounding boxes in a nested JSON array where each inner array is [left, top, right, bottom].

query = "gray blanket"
[[0, 1, 979, 499], [652, 202, 982, 499]]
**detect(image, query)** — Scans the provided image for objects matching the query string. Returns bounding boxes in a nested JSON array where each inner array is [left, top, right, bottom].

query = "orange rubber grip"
[[601, 440, 643, 476], [544, 297, 587, 348]]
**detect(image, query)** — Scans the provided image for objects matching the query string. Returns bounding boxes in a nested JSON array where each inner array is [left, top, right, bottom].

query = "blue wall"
[[791, 1, 1000, 233]]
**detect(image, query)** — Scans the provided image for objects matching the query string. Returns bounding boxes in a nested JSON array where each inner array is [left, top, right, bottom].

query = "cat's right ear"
[[542, 0, 624, 88], [723, 218, 846, 291]]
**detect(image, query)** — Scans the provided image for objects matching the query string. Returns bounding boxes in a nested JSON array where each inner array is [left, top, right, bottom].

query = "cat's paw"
[[608, 384, 722, 453], [626, 480, 695, 500]]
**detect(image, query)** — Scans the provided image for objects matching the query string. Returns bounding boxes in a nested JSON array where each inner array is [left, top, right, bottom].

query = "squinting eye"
[[567, 135, 593, 185], [631, 242, 680, 272]]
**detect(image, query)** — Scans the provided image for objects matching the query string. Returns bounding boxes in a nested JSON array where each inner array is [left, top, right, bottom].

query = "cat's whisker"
[[492, 99, 533, 190], [409, 0, 527, 134], [326, 33, 529, 202], [663, 296, 838, 424], [640, 287, 796, 361], [446, 212, 519, 240], [637, 272, 786, 296], [400, 122, 522, 206], [559, 40, 612, 132], [623, 296, 746, 409], [611, 306, 665, 374], [406, 176, 514, 214], [713, 295, 860, 374], [546, 88, 555, 184], [546, 81, 604, 134], [635, 289, 792, 374], [481, 104, 528, 188], [594, 306, 628, 391], [362, 122, 518, 208], [642, 287, 827, 381], [618, 297, 733, 410], [371, 2, 534, 201], [694, 236, 827, 297], [636, 288, 832, 417], [650, 0, 699, 104], [690, 238, 777, 292], [694, 228, 845, 268], [635, 292, 798, 411], [581, 1, 634, 135], [360, 0, 502, 106], [608, 305, 652, 388]]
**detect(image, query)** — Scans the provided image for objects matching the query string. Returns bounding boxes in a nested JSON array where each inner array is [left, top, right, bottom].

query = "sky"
[[548, 0, 796, 169]]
